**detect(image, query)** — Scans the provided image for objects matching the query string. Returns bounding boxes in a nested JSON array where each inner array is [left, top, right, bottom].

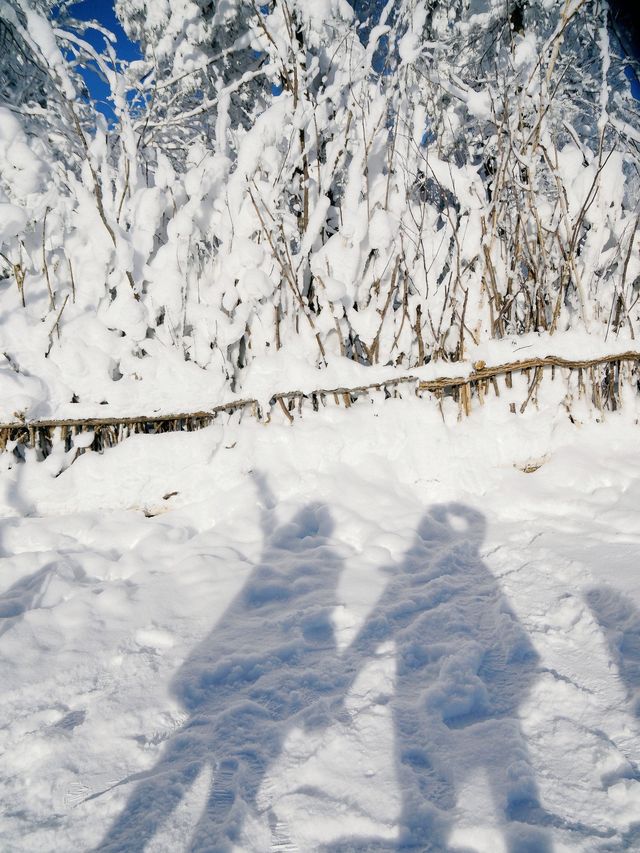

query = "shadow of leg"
[[188, 750, 275, 852], [188, 757, 241, 853], [97, 727, 205, 852]]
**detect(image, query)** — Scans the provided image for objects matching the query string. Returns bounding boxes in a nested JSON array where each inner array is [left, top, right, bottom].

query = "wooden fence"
[[2, 352, 638, 459]]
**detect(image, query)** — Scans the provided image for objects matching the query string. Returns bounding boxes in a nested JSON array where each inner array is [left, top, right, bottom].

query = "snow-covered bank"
[[3, 330, 639, 424], [1, 399, 639, 851]]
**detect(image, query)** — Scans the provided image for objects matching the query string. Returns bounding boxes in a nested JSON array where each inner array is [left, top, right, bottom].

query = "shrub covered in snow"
[[0, 0, 638, 419]]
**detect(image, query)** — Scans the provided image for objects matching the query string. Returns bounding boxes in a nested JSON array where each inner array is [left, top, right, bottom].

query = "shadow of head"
[[268, 502, 335, 551], [251, 469, 334, 548], [240, 502, 338, 616], [413, 502, 486, 555], [378, 503, 486, 587]]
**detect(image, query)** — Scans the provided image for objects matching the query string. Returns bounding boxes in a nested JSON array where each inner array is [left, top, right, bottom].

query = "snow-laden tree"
[[130, 0, 371, 381], [1, 0, 639, 425], [113, 0, 272, 165], [0, 0, 169, 415], [357, 0, 640, 353]]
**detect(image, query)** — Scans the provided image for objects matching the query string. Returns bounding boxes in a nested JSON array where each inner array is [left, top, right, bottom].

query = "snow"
[[465, 89, 492, 121], [0, 202, 27, 243], [1, 0, 640, 849], [22, 5, 76, 100], [0, 326, 636, 423], [1, 397, 640, 851], [0, 108, 46, 199]]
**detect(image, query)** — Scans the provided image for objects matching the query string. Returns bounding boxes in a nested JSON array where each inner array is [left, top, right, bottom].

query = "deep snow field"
[[1, 394, 640, 852]]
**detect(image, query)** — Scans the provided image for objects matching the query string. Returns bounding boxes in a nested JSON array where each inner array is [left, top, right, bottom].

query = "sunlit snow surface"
[[1, 398, 640, 852]]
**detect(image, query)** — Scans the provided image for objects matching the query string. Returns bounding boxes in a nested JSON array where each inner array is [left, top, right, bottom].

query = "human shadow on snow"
[[98, 497, 550, 852], [325, 503, 551, 853], [98, 474, 347, 852]]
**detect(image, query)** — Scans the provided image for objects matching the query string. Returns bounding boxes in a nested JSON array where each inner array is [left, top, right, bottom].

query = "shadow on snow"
[[326, 503, 550, 853], [587, 585, 640, 719], [98, 488, 550, 852]]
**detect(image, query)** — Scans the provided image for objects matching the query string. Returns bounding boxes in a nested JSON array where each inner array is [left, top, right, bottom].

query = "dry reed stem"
[[0, 353, 637, 461]]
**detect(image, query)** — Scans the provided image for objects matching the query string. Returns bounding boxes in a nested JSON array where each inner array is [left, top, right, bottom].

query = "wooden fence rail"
[[1, 351, 639, 459]]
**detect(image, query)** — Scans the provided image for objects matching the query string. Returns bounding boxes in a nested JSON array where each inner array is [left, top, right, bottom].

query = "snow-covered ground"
[[1, 397, 640, 852]]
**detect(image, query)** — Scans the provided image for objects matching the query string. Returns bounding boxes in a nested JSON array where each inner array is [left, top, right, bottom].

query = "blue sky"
[[69, 0, 139, 60], [64, 0, 140, 116], [70, 0, 638, 114]]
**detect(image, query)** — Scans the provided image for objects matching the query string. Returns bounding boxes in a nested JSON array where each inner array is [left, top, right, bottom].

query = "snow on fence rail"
[[2, 352, 639, 460]]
